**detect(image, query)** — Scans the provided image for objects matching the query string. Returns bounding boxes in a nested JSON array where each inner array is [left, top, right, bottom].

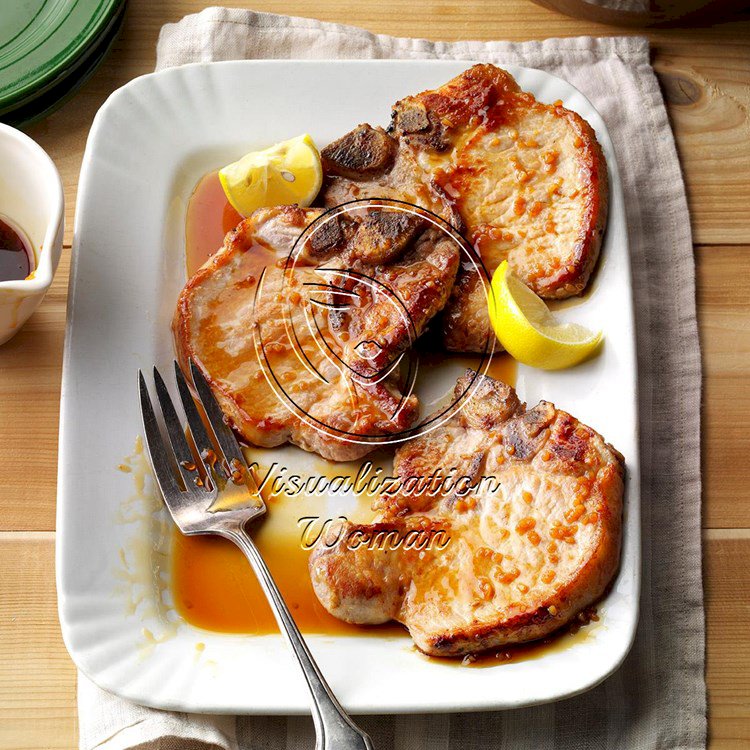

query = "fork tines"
[[138, 359, 248, 502]]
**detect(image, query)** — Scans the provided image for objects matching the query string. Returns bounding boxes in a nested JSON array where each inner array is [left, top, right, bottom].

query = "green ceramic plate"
[[0, 0, 124, 113], [3, 0, 125, 126]]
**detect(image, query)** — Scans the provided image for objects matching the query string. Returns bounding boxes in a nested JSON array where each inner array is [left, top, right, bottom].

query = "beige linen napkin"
[[78, 8, 705, 749]]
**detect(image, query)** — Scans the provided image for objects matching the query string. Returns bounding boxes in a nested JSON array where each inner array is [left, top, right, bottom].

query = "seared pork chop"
[[301, 204, 460, 379], [321, 64, 608, 352], [309, 371, 624, 655], [173, 205, 459, 461]]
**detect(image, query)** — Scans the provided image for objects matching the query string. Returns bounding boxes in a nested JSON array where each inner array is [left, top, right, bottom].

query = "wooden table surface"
[[1, 1, 748, 747]]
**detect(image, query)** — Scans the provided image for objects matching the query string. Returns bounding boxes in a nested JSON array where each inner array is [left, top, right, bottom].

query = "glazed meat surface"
[[309, 371, 624, 655], [173, 205, 459, 461], [321, 64, 608, 352], [303, 205, 460, 378]]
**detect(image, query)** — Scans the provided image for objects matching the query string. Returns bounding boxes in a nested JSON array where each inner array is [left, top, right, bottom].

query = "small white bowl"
[[0, 123, 64, 345]]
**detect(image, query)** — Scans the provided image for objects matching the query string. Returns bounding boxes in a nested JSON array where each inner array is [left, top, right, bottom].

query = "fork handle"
[[222, 527, 374, 750]]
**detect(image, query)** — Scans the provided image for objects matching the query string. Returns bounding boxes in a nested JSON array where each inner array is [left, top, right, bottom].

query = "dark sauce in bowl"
[[0, 216, 33, 282]]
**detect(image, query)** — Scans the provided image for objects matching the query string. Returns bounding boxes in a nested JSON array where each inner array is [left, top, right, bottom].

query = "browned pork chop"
[[309, 371, 624, 655], [173, 205, 459, 461], [302, 204, 460, 378], [321, 64, 608, 352]]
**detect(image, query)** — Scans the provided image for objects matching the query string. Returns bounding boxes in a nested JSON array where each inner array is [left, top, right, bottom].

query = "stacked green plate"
[[0, 0, 127, 126]]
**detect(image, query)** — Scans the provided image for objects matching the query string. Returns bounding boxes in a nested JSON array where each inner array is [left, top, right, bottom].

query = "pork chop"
[[309, 370, 624, 655], [321, 64, 608, 353], [301, 203, 460, 379], [173, 204, 459, 461]]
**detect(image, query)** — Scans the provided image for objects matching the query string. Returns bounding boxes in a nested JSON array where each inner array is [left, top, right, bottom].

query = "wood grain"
[[705, 532, 750, 747], [0, 535, 77, 750], [698, 246, 750, 529], [0, 252, 69, 531], [0, 0, 747, 747]]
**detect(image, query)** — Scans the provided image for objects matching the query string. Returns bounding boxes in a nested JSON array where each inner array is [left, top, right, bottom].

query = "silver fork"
[[138, 359, 374, 750]]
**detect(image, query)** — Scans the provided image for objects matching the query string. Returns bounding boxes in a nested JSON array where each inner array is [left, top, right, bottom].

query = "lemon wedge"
[[489, 261, 602, 370], [219, 134, 323, 217]]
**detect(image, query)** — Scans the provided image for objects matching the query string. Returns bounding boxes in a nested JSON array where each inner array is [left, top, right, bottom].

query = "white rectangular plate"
[[58, 60, 639, 715]]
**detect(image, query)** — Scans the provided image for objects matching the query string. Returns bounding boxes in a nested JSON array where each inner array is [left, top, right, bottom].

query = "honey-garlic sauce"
[[419, 350, 517, 391], [478, 352, 516, 385], [185, 170, 242, 276], [171, 453, 404, 637], [172, 525, 404, 636], [426, 609, 600, 668], [0, 215, 33, 282]]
